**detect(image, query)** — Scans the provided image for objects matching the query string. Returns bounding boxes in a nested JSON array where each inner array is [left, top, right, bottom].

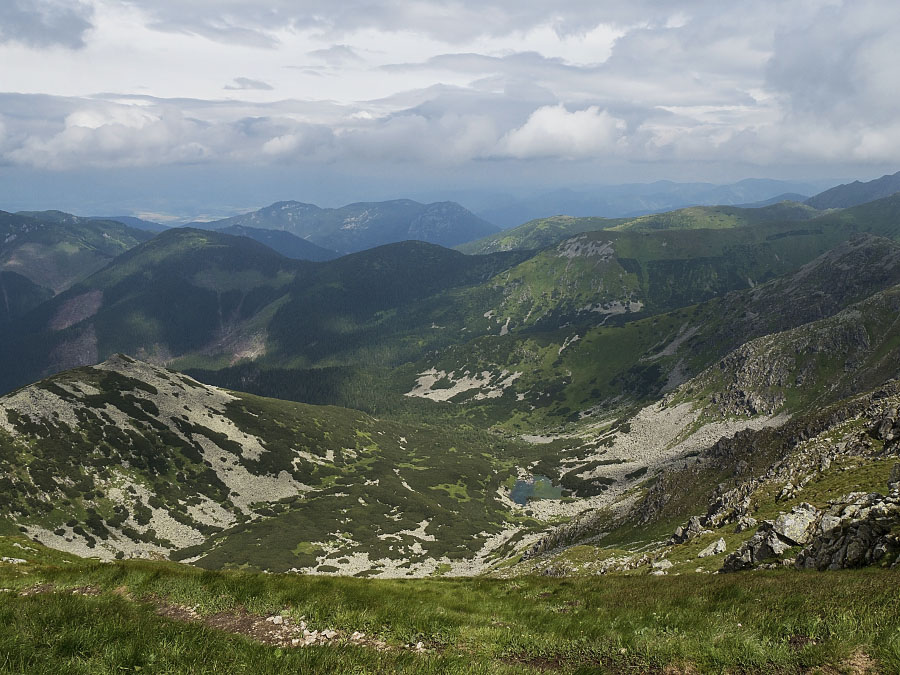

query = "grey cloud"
[[6, 2, 900, 171], [307, 44, 362, 65], [225, 77, 274, 91], [120, 0, 704, 44], [384, 48, 756, 110], [767, 1, 900, 123], [0, 0, 93, 49]]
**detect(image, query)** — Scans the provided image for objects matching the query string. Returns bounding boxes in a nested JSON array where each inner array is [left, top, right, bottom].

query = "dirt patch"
[[149, 597, 426, 653], [787, 634, 817, 651], [841, 650, 877, 674], [502, 655, 564, 672], [18, 583, 55, 597]]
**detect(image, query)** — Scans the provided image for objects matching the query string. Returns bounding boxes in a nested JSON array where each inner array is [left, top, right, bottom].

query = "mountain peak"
[[202, 198, 497, 254], [806, 170, 900, 209]]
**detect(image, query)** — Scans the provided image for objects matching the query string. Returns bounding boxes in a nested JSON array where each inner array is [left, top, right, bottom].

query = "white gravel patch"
[[405, 368, 521, 402]]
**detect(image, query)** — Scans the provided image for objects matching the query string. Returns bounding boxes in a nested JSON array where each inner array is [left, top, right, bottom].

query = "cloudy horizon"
[[1, 0, 898, 219]]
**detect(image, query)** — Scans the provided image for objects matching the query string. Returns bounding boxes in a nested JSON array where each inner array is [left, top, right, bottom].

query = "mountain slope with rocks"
[[0, 355, 562, 576]]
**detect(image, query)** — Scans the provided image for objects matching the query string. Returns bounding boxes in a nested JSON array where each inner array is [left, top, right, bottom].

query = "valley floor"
[[0, 547, 897, 674]]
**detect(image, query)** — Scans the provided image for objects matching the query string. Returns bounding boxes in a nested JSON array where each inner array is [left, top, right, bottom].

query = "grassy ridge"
[[0, 211, 152, 294], [456, 215, 628, 254], [0, 555, 897, 673]]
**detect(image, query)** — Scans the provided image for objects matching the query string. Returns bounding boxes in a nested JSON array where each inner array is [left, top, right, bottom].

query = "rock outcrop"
[[721, 522, 795, 571], [795, 489, 900, 571], [723, 486, 900, 572]]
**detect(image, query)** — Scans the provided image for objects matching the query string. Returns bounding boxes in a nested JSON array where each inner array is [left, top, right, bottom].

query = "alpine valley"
[[4, 173, 900, 673]]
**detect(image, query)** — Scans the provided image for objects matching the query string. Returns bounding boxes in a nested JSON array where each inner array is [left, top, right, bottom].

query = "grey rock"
[[734, 516, 758, 533], [721, 525, 792, 572], [670, 515, 705, 544], [698, 538, 726, 559], [773, 502, 820, 545], [889, 463, 900, 490]]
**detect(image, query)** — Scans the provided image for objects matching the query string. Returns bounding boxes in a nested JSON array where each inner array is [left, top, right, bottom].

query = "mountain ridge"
[[806, 169, 900, 209], [191, 198, 500, 254]]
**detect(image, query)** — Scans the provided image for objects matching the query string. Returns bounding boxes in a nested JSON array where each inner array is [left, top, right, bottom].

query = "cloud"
[[4, 1, 900, 176], [307, 44, 362, 65], [498, 105, 625, 159], [121, 0, 698, 44], [0, 0, 93, 49], [224, 77, 274, 91]]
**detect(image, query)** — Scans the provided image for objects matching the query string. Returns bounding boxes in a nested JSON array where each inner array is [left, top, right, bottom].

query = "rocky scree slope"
[[509, 381, 900, 578]]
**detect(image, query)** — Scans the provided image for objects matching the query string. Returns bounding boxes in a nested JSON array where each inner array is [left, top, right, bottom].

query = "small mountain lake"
[[510, 475, 563, 505]]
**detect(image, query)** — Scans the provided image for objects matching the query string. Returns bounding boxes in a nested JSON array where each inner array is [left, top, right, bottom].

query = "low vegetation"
[[1, 552, 897, 674]]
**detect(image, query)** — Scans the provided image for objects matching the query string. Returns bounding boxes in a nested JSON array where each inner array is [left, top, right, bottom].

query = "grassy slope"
[[0, 271, 53, 326], [456, 201, 821, 255], [609, 201, 820, 231], [217, 225, 339, 261], [456, 215, 629, 255], [5, 198, 899, 418], [0, 211, 152, 293], [189, 222, 898, 433], [391, 234, 900, 432], [0, 552, 897, 674]]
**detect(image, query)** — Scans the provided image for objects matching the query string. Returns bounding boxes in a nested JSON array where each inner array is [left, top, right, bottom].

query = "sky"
[[1, 0, 899, 219]]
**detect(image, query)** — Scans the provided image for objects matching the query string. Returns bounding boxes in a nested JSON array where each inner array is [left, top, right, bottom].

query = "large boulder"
[[698, 538, 726, 559], [772, 503, 821, 545]]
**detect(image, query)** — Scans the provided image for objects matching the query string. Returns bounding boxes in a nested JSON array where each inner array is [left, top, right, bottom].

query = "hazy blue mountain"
[[473, 178, 829, 226], [218, 224, 339, 261], [191, 199, 499, 253], [806, 170, 900, 209]]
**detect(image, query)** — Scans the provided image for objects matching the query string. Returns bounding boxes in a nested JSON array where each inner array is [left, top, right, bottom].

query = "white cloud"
[[0, 0, 898, 177], [498, 105, 625, 159], [224, 77, 274, 91]]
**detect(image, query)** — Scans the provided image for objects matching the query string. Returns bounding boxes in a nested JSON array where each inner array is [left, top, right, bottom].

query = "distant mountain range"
[[188, 199, 499, 254], [466, 178, 826, 227], [805, 169, 900, 209], [218, 225, 339, 261]]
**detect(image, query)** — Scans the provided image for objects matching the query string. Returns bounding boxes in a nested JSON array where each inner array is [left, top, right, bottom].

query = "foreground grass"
[[1, 558, 899, 673]]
